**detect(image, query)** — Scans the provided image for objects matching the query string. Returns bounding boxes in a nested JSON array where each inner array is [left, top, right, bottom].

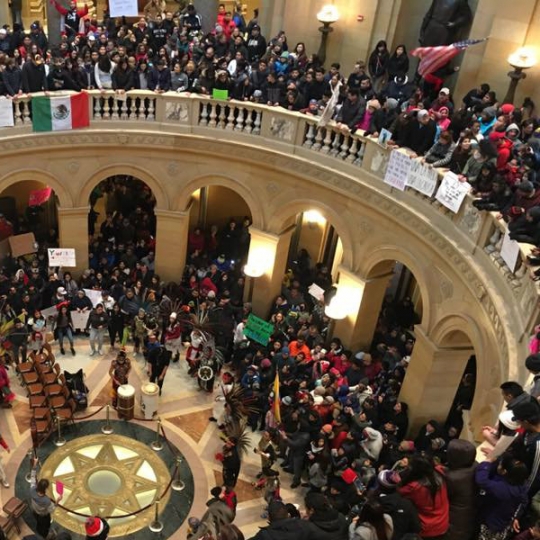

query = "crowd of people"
[[0, 2, 538, 540]]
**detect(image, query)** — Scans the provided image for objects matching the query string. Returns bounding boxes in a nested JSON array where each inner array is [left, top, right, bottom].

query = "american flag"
[[411, 38, 488, 77]]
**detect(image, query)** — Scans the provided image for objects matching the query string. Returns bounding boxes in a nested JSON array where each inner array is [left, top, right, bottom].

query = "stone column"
[[258, 0, 286, 37], [247, 226, 295, 317], [399, 326, 474, 436], [57, 207, 89, 276], [154, 209, 190, 283], [193, 0, 219, 34], [0, 2, 11, 27], [332, 265, 393, 352]]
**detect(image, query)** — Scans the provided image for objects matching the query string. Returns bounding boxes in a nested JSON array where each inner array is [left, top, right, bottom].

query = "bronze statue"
[[420, 0, 472, 46]]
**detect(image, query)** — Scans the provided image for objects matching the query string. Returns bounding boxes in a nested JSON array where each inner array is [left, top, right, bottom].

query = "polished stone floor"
[[0, 338, 305, 539]]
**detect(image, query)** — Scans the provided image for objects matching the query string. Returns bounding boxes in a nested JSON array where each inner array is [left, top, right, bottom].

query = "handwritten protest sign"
[[48, 248, 76, 267], [435, 172, 471, 213], [109, 0, 138, 17], [384, 150, 412, 191], [406, 160, 439, 197], [71, 311, 90, 331], [500, 230, 521, 273], [244, 314, 274, 346]]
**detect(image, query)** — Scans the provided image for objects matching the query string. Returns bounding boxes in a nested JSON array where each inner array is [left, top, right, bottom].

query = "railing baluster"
[[199, 102, 208, 126], [208, 103, 217, 127], [226, 105, 235, 130], [234, 107, 245, 131], [303, 122, 315, 148]]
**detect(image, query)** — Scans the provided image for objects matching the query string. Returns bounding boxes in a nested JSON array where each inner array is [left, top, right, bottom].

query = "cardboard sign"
[[244, 314, 274, 346], [212, 88, 229, 101], [48, 248, 76, 267], [9, 233, 36, 258], [0, 98, 14, 127], [406, 160, 439, 197], [71, 311, 90, 331], [384, 150, 412, 191], [435, 172, 471, 213], [500, 230, 521, 273], [84, 289, 103, 308], [109, 0, 138, 17]]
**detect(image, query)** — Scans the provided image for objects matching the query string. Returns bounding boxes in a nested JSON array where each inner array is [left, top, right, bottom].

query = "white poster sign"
[[109, 0, 138, 17], [84, 289, 103, 308], [308, 283, 325, 302], [48, 248, 76, 267], [435, 172, 471, 213], [500, 230, 521, 273], [71, 311, 90, 331], [406, 160, 439, 197], [384, 150, 412, 191], [0, 98, 14, 127]]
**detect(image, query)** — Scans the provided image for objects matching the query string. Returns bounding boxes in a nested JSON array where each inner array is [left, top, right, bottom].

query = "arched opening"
[[369, 259, 423, 348], [88, 175, 157, 273], [286, 209, 343, 286], [0, 179, 59, 246], [186, 185, 253, 266]]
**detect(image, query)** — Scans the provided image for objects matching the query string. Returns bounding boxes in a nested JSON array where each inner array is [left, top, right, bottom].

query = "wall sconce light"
[[324, 279, 365, 320], [316, 4, 339, 65], [503, 47, 537, 104], [324, 293, 348, 320], [304, 209, 326, 228]]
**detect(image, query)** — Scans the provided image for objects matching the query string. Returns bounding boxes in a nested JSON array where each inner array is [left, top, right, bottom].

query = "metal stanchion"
[[24, 451, 34, 483], [101, 404, 114, 434], [149, 500, 163, 533], [151, 419, 163, 451], [54, 417, 66, 447], [171, 455, 185, 491]]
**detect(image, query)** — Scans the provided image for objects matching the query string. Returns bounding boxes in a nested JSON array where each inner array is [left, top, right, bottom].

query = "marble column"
[[332, 266, 393, 352], [154, 209, 190, 283], [193, 0, 219, 34], [58, 207, 89, 276], [399, 326, 474, 436], [0, 2, 11, 27], [258, 0, 286, 37], [246, 226, 295, 317]]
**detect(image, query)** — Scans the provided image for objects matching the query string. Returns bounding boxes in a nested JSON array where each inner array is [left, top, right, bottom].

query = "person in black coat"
[[509, 206, 540, 246], [112, 58, 135, 91], [248, 500, 328, 540], [304, 492, 349, 540], [335, 88, 366, 131], [375, 470, 422, 540], [21, 54, 47, 93], [397, 109, 437, 156], [221, 437, 241, 487], [387, 44, 410, 80]]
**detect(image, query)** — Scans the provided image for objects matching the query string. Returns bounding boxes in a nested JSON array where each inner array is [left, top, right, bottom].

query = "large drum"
[[140, 382, 159, 420], [117, 384, 135, 420]]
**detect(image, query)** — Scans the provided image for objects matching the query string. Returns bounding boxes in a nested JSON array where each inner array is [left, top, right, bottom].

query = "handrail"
[[2, 90, 539, 335]]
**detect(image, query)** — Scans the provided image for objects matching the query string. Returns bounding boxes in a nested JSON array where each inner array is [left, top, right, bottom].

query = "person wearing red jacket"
[[289, 337, 311, 361], [398, 455, 449, 539], [489, 131, 514, 171], [50, 0, 89, 36]]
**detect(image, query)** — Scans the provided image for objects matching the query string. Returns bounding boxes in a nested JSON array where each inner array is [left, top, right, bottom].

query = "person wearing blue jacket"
[[475, 455, 529, 540]]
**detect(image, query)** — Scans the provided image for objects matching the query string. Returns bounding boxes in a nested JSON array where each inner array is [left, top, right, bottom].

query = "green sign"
[[212, 88, 229, 101], [244, 314, 274, 345]]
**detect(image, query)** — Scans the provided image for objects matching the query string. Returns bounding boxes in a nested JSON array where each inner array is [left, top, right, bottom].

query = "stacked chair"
[[15, 347, 77, 444]]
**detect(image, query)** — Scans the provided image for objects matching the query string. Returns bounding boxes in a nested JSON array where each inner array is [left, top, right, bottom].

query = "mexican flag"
[[32, 92, 90, 132]]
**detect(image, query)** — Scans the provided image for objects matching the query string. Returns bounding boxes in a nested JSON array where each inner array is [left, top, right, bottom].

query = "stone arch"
[[268, 197, 356, 269], [360, 244, 432, 331], [0, 170, 74, 208], [174, 174, 265, 229], [77, 164, 169, 210]]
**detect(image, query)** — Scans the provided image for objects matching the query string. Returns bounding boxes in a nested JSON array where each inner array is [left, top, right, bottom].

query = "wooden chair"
[[40, 362, 60, 386], [26, 380, 44, 397], [50, 385, 70, 410], [44, 383, 63, 400], [2, 497, 28, 533], [0, 514, 16, 537], [29, 392, 47, 409], [15, 360, 33, 379], [56, 398, 77, 428], [34, 409, 53, 444], [33, 406, 49, 420], [21, 365, 39, 386], [30, 352, 52, 373]]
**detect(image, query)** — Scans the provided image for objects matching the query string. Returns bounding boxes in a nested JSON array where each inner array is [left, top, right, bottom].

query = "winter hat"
[[378, 470, 400, 488], [57, 287, 67, 295], [512, 400, 540, 421], [313, 386, 326, 396], [261, 358, 272, 369], [85, 517, 104, 537], [313, 395, 324, 405], [385, 98, 399, 110], [526, 354, 540, 372], [439, 87, 450, 95], [417, 109, 429, 120], [501, 103, 515, 115], [215, 24, 223, 33], [499, 409, 520, 431], [367, 99, 381, 110], [169, 312, 177, 319], [323, 396, 335, 405], [281, 347, 290, 355], [282, 396, 292, 406], [483, 106, 497, 120], [506, 123, 520, 133], [517, 180, 535, 193], [322, 424, 333, 434]]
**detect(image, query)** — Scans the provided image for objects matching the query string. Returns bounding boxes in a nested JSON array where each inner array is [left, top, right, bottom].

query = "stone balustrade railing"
[[4, 90, 540, 334]]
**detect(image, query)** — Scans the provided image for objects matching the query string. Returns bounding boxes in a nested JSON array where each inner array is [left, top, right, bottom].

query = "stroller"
[[64, 369, 89, 411]]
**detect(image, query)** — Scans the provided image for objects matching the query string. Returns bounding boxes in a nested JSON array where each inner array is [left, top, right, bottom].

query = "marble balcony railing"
[[4, 90, 540, 335]]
